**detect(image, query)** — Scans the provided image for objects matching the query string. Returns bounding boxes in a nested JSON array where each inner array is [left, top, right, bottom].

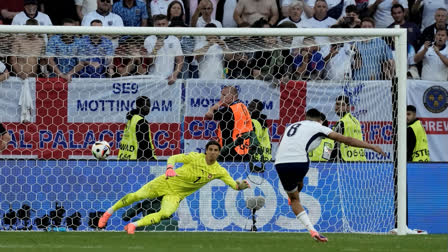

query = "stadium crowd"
[[0, 0, 447, 83]]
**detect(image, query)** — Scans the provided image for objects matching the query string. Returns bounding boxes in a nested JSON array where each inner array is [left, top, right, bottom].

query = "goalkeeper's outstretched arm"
[[328, 132, 386, 157]]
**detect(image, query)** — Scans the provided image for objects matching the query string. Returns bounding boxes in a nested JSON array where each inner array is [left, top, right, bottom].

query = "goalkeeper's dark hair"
[[136, 96, 151, 108], [306, 108, 322, 121], [320, 112, 329, 127], [407, 105, 417, 113], [205, 140, 221, 153]]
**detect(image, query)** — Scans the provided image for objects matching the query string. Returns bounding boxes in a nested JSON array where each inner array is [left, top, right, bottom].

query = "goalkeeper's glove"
[[165, 165, 177, 178], [236, 180, 250, 190]]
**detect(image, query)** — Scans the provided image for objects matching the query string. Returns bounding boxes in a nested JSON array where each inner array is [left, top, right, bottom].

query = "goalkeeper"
[[98, 140, 250, 234]]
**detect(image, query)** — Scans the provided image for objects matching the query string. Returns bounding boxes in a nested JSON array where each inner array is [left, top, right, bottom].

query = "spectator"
[[169, 17, 195, 78], [0, 60, 9, 82], [233, 0, 279, 27], [411, 0, 448, 31], [193, 23, 232, 80], [75, 0, 97, 21], [109, 36, 148, 77], [191, 0, 222, 27], [278, 0, 305, 27], [280, 0, 314, 19], [0, 1, 24, 25], [112, 0, 148, 27], [12, 0, 53, 26], [352, 17, 394, 80], [167, 1, 185, 23], [151, 0, 185, 17], [0, 123, 12, 152], [387, 4, 420, 50], [143, 14, 183, 85], [8, 19, 46, 80], [322, 25, 357, 80], [77, 19, 114, 78], [300, 0, 337, 29], [325, 0, 356, 20], [293, 36, 325, 80], [420, 8, 448, 49], [46, 18, 84, 82], [81, 0, 124, 27], [205, 85, 254, 162], [224, 36, 253, 79], [41, 0, 78, 25], [335, 4, 361, 28], [367, 0, 408, 28], [215, 0, 238, 27], [414, 29, 448, 81]]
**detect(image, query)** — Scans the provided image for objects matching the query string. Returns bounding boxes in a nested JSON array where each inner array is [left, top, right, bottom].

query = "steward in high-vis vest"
[[205, 86, 254, 161], [248, 99, 272, 162], [407, 105, 430, 162], [309, 113, 334, 162], [118, 96, 156, 161], [331, 96, 366, 162]]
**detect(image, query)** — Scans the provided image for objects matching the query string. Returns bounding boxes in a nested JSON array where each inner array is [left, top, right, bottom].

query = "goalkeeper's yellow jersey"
[[165, 152, 238, 197]]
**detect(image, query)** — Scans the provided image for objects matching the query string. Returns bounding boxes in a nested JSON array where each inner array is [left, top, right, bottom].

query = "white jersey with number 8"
[[275, 120, 333, 164]]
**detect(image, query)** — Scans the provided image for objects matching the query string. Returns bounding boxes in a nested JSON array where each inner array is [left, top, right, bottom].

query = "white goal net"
[[0, 25, 407, 234]]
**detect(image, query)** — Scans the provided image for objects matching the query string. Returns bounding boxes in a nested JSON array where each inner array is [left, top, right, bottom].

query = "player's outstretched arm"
[[165, 153, 196, 178], [328, 132, 386, 157]]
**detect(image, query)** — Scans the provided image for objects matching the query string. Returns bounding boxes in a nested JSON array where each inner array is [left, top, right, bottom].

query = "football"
[[91, 141, 111, 160]]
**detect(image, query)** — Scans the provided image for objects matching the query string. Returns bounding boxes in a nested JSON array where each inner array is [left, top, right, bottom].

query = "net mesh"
[[0, 28, 398, 233]]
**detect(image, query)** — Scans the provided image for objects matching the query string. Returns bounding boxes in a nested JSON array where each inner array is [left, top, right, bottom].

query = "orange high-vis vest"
[[217, 102, 253, 155]]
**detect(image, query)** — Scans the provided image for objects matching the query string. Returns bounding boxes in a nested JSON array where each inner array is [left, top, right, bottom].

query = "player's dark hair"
[[407, 105, 417, 113], [306, 108, 322, 120], [361, 17, 375, 27], [205, 23, 217, 28], [62, 18, 76, 25], [25, 18, 39, 26], [205, 140, 221, 154], [153, 14, 168, 23], [336, 95, 350, 105], [90, 19, 103, 26], [136, 96, 151, 108]]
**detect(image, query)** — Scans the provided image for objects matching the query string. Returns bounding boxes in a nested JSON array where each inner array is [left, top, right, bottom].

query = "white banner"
[[407, 80, 448, 161], [185, 79, 280, 119], [306, 81, 393, 122], [68, 76, 182, 123], [0, 77, 36, 123]]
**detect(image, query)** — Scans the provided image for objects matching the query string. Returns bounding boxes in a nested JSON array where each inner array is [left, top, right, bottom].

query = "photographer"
[[335, 5, 361, 28]]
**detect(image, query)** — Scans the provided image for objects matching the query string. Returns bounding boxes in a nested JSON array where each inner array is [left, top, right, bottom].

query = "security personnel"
[[407, 105, 430, 162], [309, 113, 334, 162], [205, 86, 253, 161], [118, 96, 156, 160], [248, 99, 272, 162], [330, 96, 366, 161]]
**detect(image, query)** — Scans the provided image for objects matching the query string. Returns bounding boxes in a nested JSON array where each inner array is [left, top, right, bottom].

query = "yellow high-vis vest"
[[338, 113, 366, 161], [408, 120, 430, 162], [309, 138, 334, 162], [252, 119, 272, 161], [118, 115, 155, 160]]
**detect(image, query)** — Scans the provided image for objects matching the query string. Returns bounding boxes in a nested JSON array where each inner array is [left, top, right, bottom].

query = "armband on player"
[[236, 180, 250, 190], [165, 165, 177, 178]]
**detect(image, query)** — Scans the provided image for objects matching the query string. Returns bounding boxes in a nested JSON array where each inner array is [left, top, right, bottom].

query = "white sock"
[[297, 211, 316, 232], [106, 207, 115, 215]]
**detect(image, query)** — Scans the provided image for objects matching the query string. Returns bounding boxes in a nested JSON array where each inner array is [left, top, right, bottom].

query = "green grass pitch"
[[0, 232, 446, 252]]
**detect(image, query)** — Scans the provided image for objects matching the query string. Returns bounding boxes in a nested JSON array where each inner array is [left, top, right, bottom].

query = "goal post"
[[0, 25, 407, 234]]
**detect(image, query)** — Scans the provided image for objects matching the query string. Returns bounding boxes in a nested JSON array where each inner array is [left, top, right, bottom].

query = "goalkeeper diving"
[[98, 140, 250, 234]]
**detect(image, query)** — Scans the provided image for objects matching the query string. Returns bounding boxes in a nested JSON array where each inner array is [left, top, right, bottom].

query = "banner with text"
[[407, 80, 448, 161]]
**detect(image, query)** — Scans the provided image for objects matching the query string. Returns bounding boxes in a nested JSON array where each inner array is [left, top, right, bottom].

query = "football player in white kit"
[[275, 109, 385, 242]]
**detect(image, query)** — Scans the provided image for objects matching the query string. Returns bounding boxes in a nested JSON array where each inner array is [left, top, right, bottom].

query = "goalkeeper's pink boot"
[[124, 223, 136, 234], [310, 230, 328, 243], [98, 212, 111, 228]]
